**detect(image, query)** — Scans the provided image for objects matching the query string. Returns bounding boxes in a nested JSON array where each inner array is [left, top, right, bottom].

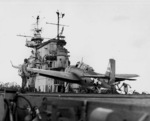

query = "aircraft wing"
[[82, 74, 108, 79], [27, 68, 81, 83]]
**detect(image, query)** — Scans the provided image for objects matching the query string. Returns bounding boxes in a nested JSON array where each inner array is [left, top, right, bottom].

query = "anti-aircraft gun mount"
[[17, 15, 44, 48]]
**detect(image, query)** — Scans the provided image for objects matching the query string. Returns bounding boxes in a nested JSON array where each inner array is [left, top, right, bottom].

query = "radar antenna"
[[46, 10, 69, 40]]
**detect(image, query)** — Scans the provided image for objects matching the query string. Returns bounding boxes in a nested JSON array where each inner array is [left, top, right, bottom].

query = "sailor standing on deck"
[[21, 58, 30, 89], [119, 82, 131, 94]]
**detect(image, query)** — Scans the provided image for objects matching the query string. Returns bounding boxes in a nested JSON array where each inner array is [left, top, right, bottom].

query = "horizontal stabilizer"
[[115, 74, 139, 78], [83, 73, 139, 82], [115, 78, 137, 82]]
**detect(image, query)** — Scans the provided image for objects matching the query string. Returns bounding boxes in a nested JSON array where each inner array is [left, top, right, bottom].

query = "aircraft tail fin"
[[105, 59, 116, 84]]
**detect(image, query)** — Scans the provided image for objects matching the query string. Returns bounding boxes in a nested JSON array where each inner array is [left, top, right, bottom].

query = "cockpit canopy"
[[75, 61, 94, 72]]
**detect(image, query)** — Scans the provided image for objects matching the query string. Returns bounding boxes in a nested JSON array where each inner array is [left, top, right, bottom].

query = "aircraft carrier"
[[0, 11, 149, 121]]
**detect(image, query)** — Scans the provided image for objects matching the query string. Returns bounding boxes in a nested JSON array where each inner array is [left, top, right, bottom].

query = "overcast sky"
[[0, 0, 150, 93]]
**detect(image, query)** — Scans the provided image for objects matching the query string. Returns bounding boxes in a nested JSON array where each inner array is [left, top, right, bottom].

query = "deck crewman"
[[119, 82, 131, 94], [21, 58, 30, 89]]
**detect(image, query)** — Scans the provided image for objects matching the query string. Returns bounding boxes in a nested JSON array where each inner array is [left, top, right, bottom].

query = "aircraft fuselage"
[[65, 66, 99, 86]]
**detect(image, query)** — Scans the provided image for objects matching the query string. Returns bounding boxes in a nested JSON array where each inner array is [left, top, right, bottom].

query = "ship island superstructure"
[[18, 11, 70, 92]]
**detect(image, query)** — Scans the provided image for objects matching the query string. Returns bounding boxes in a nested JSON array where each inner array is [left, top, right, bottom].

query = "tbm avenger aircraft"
[[11, 59, 139, 93]]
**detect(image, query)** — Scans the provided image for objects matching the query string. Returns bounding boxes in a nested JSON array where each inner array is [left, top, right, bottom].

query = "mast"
[[56, 11, 65, 40], [47, 11, 66, 40], [56, 11, 60, 40]]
